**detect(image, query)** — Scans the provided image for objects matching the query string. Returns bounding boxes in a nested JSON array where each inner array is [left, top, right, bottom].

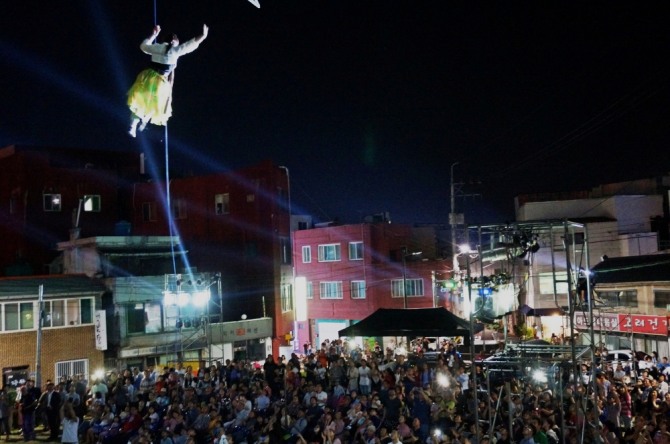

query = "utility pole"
[[450, 162, 463, 272], [450, 163, 481, 273]]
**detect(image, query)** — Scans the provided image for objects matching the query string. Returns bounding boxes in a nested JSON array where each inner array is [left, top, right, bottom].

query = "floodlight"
[[177, 292, 189, 307], [163, 291, 177, 306], [532, 369, 547, 383], [192, 290, 210, 307]]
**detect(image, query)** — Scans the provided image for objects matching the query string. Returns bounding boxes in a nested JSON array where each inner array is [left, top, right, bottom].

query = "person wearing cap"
[[362, 424, 379, 444]]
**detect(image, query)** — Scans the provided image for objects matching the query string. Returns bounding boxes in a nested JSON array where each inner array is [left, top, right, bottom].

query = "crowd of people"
[[1, 338, 669, 444]]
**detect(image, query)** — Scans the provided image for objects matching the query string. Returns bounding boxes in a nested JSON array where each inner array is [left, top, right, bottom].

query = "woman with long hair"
[[60, 401, 79, 444]]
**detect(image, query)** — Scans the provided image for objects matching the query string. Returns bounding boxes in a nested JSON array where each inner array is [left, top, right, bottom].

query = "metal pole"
[[564, 221, 578, 389], [402, 247, 408, 309], [207, 295, 211, 367], [585, 225, 598, 404], [450, 162, 459, 272], [35, 285, 44, 388], [467, 255, 480, 442]]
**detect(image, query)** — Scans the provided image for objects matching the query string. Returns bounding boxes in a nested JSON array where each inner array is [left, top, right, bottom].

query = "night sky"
[[2, 2, 669, 225]]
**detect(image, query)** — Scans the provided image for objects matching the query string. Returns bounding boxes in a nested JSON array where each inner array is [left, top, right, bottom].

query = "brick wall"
[[0, 325, 104, 385]]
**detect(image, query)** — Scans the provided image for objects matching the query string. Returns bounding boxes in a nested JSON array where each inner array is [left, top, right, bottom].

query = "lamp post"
[[461, 244, 480, 443], [450, 161, 460, 273], [401, 247, 422, 309]]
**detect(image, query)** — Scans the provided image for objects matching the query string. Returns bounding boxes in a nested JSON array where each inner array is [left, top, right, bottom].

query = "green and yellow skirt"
[[127, 69, 173, 126]]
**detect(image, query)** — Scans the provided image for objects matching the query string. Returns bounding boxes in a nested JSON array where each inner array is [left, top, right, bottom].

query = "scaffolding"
[[163, 272, 222, 366], [463, 219, 600, 443], [480, 343, 593, 443]]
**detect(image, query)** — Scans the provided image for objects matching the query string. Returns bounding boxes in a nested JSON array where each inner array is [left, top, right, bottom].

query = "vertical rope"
[[152, 0, 178, 277], [165, 124, 177, 276]]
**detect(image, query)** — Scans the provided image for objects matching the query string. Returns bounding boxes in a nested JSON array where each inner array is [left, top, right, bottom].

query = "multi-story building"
[[56, 234, 274, 369], [0, 274, 105, 387], [292, 222, 452, 348], [588, 254, 670, 357], [0, 145, 294, 360], [507, 176, 670, 340], [127, 160, 292, 354], [0, 145, 141, 276]]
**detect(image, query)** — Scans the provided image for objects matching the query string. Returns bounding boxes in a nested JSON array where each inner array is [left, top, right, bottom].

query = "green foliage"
[[513, 322, 534, 340], [7, 388, 17, 405]]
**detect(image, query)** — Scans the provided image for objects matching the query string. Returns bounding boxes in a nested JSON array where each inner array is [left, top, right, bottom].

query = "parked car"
[[601, 349, 634, 372], [601, 349, 653, 374]]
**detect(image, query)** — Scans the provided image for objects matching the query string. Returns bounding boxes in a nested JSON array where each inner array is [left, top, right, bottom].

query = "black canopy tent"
[[338, 307, 477, 345]]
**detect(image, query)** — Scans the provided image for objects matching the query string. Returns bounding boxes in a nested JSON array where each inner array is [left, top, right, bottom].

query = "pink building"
[[292, 222, 453, 348]]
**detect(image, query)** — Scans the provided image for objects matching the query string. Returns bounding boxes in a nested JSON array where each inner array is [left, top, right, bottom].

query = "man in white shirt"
[[314, 384, 328, 408]]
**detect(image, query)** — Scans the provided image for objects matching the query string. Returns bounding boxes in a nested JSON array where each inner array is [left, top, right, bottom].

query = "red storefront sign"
[[574, 312, 669, 336]]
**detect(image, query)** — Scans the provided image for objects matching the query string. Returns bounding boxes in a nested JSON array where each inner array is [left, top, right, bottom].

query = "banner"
[[575, 311, 669, 336], [94, 310, 108, 350]]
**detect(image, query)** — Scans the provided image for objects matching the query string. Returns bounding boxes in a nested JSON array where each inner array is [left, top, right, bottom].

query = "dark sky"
[[2, 1, 670, 225]]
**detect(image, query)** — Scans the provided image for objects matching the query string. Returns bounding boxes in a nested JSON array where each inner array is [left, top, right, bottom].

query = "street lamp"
[[402, 247, 422, 309], [450, 161, 460, 273], [459, 243, 480, 443]]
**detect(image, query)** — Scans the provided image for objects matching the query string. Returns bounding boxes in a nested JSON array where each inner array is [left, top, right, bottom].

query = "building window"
[[83, 195, 101, 212], [281, 284, 293, 312], [320, 281, 343, 299], [3, 302, 34, 331], [62, 298, 94, 326], [142, 202, 157, 222], [215, 193, 230, 215], [654, 291, 670, 309], [351, 280, 366, 299], [1, 298, 92, 332], [280, 237, 292, 265], [306, 281, 313, 299], [126, 302, 162, 335], [349, 242, 364, 260], [81, 298, 93, 324], [597, 290, 638, 308], [44, 300, 65, 327], [171, 198, 187, 220], [55, 359, 88, 383], [302, 246, 312, 263], [391, 279, 425, 298], [43, 193, 61, 212], [318, 244, 341, 262], [538, 272, 569, 295]]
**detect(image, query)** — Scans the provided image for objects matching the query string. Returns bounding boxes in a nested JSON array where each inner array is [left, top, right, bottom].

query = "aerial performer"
[[127, 24, 209, 137]]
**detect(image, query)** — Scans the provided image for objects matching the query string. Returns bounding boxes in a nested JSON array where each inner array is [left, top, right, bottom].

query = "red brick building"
[[0, 145, 293, 358], [0, 275, 105, 388], [113, 160, 293, 353], [0, 145, 141, 276]]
